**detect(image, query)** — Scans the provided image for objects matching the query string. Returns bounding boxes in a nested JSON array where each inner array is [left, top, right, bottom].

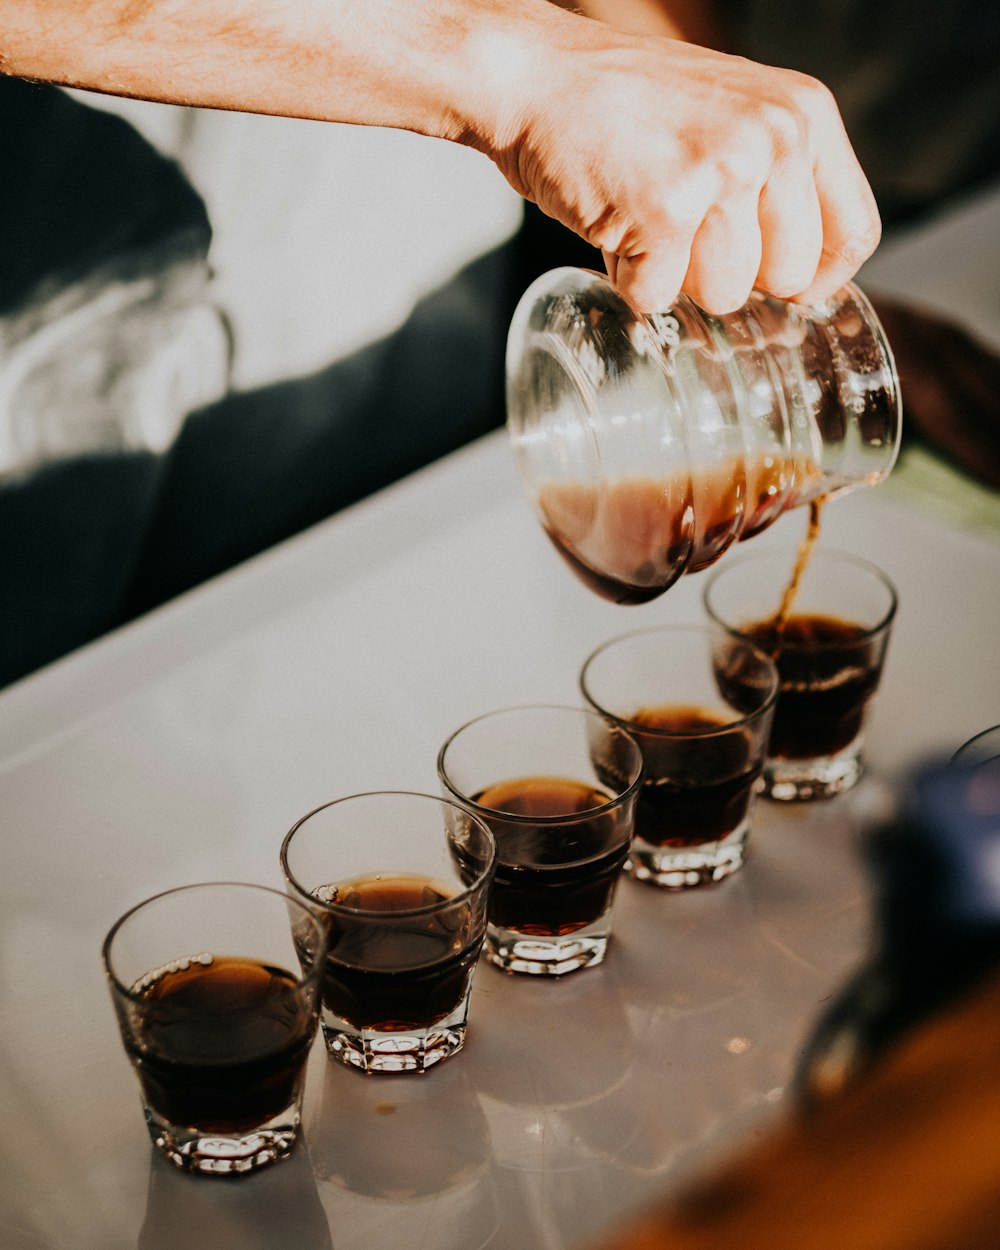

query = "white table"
[[2, 192, 1000, 1250]]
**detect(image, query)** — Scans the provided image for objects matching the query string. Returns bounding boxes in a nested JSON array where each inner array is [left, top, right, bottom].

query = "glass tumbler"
[[103, 882, 325, 1175], [953, 725, 1000, 795], [953, 725, 1000, 769], [281, 792, 496, 1073], [580, 625, 778, 888], [506, 267, 900, 604], [704, 546, 898, 801], [437, 704, 643, 975]]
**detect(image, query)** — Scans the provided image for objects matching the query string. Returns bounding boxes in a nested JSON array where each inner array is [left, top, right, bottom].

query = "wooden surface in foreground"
[[586, 970, 1000, 1250]]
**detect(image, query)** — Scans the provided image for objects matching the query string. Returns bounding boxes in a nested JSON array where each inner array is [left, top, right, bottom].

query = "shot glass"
[[102, 882, 325, 1176], [580, 625, 778, 888], [280, 791, 496, 1073], [704, 546, 898, 801], [953, 725, 1000, 795], [953, 725, 1000, 769], [437, 705, 643, 975]]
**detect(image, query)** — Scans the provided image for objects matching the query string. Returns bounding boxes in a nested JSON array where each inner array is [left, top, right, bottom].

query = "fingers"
[[606, 240, 691, 316], [791, 111, 882, 306], [682, 196, 763, 314], [794, 178, 881, 305], [608, 195, 764, 318], [523, 26, 881, 317], [755, 168, 824, 299], [609, 156, 874, 316]]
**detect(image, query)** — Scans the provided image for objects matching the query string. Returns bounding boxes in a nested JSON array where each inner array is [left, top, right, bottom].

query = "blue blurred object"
[[797, 744, 1000, 1104]]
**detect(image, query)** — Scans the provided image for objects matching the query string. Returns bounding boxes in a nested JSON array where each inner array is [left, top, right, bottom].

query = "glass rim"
[[952, 724, 1000, 766], [437, 703, 645, 825], [514, 267, 881, 343], [509, 270, 898, 424], [702, 544, 899, 645], [579, 623, 780, 737], [280, 790, 497, 919], [101, 879, 327, 1002]]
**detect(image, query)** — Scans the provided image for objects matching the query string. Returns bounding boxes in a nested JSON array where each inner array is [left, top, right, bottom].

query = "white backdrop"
[[71, 91, 525, 391]]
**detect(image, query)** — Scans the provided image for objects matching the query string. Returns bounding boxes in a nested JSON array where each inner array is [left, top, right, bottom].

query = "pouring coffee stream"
[[766, 497, 824, 652], [505, 268, 901, 609]]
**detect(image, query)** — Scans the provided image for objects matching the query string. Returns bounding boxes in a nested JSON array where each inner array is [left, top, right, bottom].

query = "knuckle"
[[718, 119, 771, 185], [758, 99, 807, 161], [587, 212, 629, 255], [765, 71, 843, 157], [582, 175, 701, 256], [783, 68, 838, 120], [835, 218, 883, 267], [590, 228, 621, 255]]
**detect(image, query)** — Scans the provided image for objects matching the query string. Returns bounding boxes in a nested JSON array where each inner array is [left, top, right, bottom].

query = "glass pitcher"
[[505, 267, 901, 604]]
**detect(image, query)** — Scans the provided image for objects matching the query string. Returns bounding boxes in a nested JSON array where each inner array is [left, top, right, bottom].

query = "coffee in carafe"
[[506, 268, 901, 603]]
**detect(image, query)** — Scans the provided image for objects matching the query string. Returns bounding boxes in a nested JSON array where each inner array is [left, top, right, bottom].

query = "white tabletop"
[[2, 189, 1000, 1250]]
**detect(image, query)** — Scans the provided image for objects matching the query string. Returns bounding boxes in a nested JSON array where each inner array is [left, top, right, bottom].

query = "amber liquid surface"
[[128, 955, 314, 1133], [314, 874, 480, 1031], [538, 456, 820, 604], [605, 707, 760, 848], [472, 776, 629, 936], [735, 614, 882, 759]]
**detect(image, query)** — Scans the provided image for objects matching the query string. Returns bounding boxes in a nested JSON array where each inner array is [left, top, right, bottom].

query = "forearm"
[[0, 0, 560, 149], [2, 0, 881, 313]]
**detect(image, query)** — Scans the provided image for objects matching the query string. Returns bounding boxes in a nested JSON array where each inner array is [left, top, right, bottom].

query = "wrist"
[[421, 0, 573, 154]]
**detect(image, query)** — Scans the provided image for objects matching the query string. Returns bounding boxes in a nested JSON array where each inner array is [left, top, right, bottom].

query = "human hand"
[[488, 21, 880, 314], [0, 0, 878, 319]]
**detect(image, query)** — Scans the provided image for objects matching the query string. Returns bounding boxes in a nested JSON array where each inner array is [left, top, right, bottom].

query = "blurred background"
[[1, 0, 999, 689]]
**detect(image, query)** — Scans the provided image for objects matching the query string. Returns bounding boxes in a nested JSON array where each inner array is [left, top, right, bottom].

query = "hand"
[[491, 24, 880, 314], [0, 0, 879, 318]]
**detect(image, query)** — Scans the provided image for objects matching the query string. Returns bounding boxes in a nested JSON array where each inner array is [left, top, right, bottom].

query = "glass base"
[[764, 742, 863, 802], [321, 995, 471, 1072], [145, 1104, 300, 1175], [485, 922, 609, 976], [626, 825, 749, 889]]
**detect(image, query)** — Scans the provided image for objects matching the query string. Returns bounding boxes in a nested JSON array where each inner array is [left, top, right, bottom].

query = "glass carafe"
[[505, 267, 901, 604]]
